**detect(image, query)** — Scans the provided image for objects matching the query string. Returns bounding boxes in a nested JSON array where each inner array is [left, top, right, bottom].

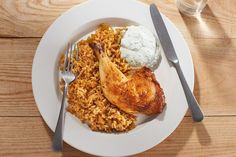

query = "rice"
[[59, 24, 136, 132]]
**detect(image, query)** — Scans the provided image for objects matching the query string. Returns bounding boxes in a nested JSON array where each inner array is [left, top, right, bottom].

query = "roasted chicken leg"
[[89, 42, 165, 115]]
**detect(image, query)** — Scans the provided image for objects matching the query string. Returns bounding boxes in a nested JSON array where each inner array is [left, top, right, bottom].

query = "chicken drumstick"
[[89, 42, 165, 115]]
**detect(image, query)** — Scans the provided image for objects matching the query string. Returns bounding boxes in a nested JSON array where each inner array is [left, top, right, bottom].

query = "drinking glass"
[[176, 0, 207, 16]]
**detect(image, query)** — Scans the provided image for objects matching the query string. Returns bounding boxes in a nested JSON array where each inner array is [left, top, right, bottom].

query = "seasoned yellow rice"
[[59, 24, 136, 132]]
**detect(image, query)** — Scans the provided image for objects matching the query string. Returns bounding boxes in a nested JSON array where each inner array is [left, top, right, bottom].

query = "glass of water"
[[176, 0, 207, 16]]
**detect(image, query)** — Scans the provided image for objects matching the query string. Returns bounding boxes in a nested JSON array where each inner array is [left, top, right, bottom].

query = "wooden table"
[[0, 0, 235, 156]]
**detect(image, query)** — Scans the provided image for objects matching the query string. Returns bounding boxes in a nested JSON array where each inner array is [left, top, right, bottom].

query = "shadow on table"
[[42, 104, 211, 157], [135, 71, 210, 156], [41, 72, 210, 157], [180, 5, 232, 62], [41, 8, 227, 155], [42, 120, 94, 157], [133, 120, 211, 157], [180, 4, 231, 40], [135, 16, 218, 155], [196, 122, 211, 146], [179, 4, 232, 105], [133, 5, 228, 157]]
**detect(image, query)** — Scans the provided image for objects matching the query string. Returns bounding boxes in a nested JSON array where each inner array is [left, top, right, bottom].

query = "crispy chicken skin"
[[89, 42, 165, 115]]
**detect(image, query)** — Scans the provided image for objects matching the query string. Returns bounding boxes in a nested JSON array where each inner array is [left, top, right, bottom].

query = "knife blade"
[[150, 4, 204, 122], [150, 4, 178, 64]]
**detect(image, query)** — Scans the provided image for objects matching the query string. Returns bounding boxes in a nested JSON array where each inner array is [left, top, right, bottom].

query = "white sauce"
[[120, 25, 161, 69]]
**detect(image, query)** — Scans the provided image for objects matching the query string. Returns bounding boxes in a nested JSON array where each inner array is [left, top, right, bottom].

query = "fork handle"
[[174, 62, 204, 122], [52, 83, 68, 151]]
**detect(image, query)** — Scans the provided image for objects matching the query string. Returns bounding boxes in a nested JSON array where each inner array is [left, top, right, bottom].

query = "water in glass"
[[176, 0, 207, 16]]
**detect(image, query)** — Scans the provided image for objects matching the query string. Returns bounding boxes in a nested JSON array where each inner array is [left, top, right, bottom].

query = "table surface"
[[0, 0, 236, 156]]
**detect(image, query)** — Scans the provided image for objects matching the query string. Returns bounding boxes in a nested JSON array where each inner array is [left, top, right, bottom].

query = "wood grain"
[[0, 38, 40, 116], [0, 37, 235, 117], [0, 0, 235, 38], [0, 0, 236, 156], [0, 117, 235, 157], [142, 0, 234, 39], [0, 0, 85, 37], [189, 38, 236, 116]]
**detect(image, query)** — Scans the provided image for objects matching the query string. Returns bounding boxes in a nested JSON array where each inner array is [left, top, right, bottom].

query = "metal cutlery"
[[52, 43, 76, 151], [150, 4, 204, 122]]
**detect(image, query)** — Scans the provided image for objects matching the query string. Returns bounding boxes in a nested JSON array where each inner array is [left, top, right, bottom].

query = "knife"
[[150, 4, 204, 122]]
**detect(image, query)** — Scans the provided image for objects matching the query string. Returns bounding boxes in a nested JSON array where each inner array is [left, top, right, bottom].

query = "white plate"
[[32, 0, 194, 156]]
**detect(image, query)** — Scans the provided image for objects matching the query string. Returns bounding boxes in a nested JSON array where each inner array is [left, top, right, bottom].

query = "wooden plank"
[[146, 0, 233, 39], [0, 1, 235, 157], [229, 0, 236, 38], [0, 117, 235, 157], [188, 38, 236, 116], [0, 0, 85, 37], [0, 37, 236, 117], [0, 116, 92, 157], [0, 38, 40, 116], [0, 0, 234, 38]]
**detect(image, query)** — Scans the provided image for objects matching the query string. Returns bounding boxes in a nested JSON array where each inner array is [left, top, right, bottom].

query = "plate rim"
[[32, 0, 194, 156]]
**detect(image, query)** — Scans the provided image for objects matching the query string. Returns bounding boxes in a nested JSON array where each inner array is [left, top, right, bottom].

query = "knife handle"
[[174, 62, 204, 122]]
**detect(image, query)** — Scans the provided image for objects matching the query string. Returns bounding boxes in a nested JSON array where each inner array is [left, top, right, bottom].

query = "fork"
[[52, 43, 76, 151]]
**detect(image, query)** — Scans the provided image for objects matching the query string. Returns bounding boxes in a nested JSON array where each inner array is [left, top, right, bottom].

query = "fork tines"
[[64, 43, 79, 72]]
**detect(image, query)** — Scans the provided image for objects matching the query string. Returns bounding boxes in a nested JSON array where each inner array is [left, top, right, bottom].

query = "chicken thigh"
[[89, 42, 165, 115]]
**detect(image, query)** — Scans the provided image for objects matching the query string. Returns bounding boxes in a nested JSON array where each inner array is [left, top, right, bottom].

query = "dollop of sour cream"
[[120, 25, 160, 69]]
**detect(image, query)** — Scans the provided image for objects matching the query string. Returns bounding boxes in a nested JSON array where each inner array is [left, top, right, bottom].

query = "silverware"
[[150, 4, 204, 122], [75, 44, 79, 61], [52, 43, 76, 151]]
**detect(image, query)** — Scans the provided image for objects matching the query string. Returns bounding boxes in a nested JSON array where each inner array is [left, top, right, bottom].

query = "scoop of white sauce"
[[120, 25, 161, 69]]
